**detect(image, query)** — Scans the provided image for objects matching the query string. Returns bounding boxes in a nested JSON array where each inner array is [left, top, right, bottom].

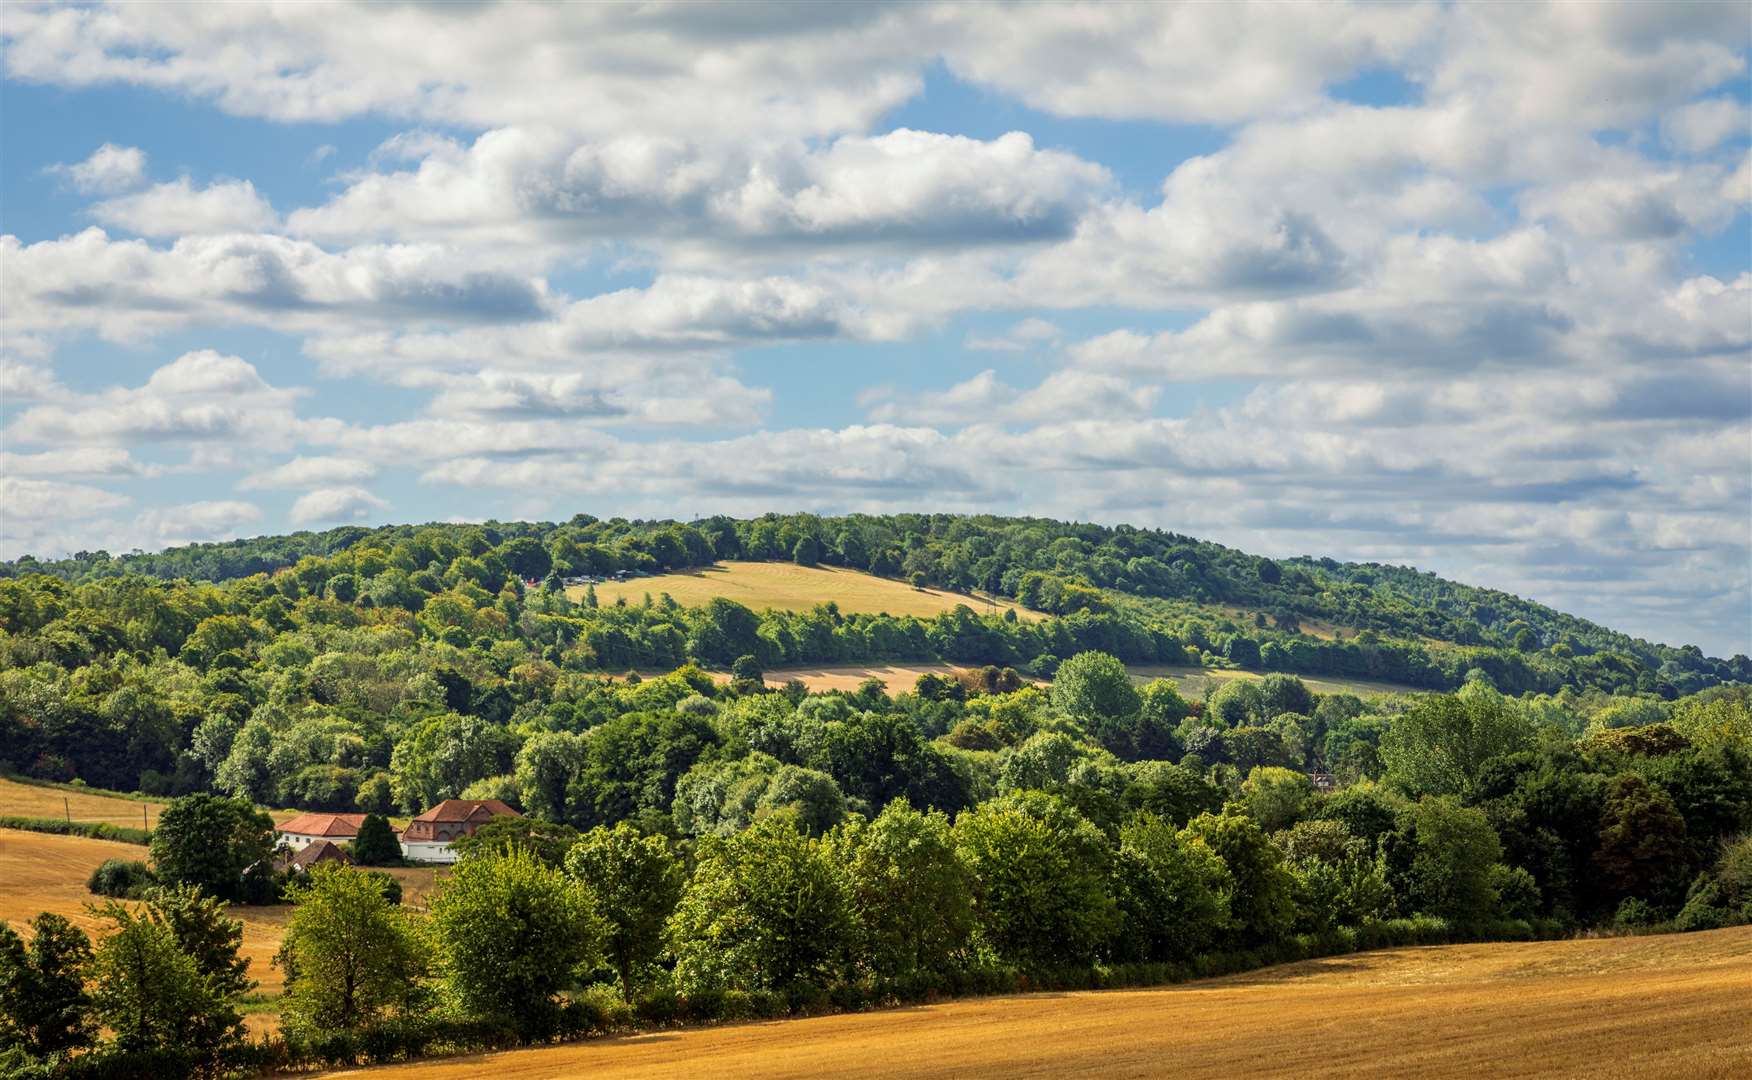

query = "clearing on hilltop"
[[568, 560, 1037, 621]]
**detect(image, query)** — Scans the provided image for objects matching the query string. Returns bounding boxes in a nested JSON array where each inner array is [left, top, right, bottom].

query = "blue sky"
[[1, 2, 1749, 654]]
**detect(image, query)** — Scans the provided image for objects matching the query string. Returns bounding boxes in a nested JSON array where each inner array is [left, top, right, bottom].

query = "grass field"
[[566, 561, 1038, 621], [1125, 665, 1423, 699], [327, 927, 1752, 1079]]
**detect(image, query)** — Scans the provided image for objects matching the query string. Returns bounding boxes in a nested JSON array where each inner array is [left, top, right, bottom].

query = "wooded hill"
[[4, 513, 1742, 698]]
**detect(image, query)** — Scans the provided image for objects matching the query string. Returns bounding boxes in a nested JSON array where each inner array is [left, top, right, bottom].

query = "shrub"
[[87, 859, 157, 899]]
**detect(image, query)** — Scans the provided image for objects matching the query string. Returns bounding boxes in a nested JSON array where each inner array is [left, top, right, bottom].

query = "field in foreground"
[[567, 561, 1037, 620], [328, 927, 1752, 1080]]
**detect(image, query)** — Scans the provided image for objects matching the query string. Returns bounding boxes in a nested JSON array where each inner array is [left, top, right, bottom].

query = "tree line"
[[4, 654, 1749, 1076]]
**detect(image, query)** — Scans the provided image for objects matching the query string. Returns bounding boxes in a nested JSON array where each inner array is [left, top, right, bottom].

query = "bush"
[[86, 858, 157, 899]]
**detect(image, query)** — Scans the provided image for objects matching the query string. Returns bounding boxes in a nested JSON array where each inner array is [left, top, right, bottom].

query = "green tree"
[[514, 730, 588, 824], [144, 883, 253, 1000], [428, 847, 604, 1039], [1380, 689, 1538, 799], [792, 535, 822, 567], [668, 817, 850, 994], [952, 791, 1118, 970], [1050, 651, 1142, 733], [0, 913, 93, 1056], [1181, 810, 1296, 946], [349, 813, 402, 866], [276, 865, 424, 1035], [1593, 774, 1690, 905], [1111, 813, 1232, 963], [149, 794, 275, 903], [1381, 796, 1506, 926], [565, 823, 685, 999], [827, 801, 974, 981], [89, 901, 243, 1067], [452, 817, 581, 868], [1238, 766, 1314, 833]]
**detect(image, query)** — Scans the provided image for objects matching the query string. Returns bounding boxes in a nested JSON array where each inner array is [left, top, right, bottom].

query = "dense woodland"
[[2, 515, 1749, 1076]]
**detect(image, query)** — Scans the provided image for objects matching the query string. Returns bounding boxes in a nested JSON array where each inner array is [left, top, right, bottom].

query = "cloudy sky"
[[1, 2, 1748, 654]]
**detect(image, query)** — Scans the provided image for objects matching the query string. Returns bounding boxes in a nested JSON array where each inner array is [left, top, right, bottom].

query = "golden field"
[[567, 561, 1038, 620], [327, 928, 1752, 1080]]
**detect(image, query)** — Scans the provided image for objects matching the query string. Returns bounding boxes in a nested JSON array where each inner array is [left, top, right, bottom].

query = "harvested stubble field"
[[327, 927, 1752, 1080], [567, 560, 1038, 620]]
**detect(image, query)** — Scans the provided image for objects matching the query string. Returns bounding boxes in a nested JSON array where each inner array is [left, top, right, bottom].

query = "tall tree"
[[0, 913, 93, 1056], [277, 865, 424, 1035], [565, 823, 685, 999]]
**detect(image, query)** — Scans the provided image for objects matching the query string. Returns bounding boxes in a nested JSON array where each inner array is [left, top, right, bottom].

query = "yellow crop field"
[[567, 561, 1038, 621], [0, 776, 167, 830], [327, 927, 1752, 1080]]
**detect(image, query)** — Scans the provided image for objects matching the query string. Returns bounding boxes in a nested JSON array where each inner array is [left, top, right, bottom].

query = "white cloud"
[[937, 1, 1436, 123], [289, 486, 388, 526], [1, 228, 550, 342], [92, 177, 279, 236], [1661, 97, 1752, 154], [48, 142, 146, 193], [239, 455, 377, 491], [5, 350, 309, 452], [966, 317, 1060, 352], [133, 500, 262, 546], [288, 127, 1110, 257]]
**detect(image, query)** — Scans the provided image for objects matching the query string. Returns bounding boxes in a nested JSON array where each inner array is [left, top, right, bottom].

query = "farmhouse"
[[273, 838, 352, 874], [276, 812, 375, 851], [400, 798, 521, 863]]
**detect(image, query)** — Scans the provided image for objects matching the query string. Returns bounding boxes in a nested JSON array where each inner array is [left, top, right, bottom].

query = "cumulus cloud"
[[133, 500, 262, 546], [5, 350, 310, 453], [239, 455, 377, 491], [48, 142, 146, 193], [1, 229, 551, 341], [288, 127, 1110, 258], [289, 486, 388, 526], [92, 177, 279, 236]]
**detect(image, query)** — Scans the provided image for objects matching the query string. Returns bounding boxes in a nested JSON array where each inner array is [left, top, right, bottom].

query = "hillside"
[[324, 928, 1752, 1080], [3, 513, 1743, 698]]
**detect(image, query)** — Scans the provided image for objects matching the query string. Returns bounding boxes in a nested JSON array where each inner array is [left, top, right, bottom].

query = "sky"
[[0, 2, 1749, 655]]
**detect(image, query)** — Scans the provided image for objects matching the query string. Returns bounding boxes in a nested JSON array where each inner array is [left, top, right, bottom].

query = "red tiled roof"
[[276, 812, 369, 837], [409, 799, 519, 824], [286, 839, 351, 871]]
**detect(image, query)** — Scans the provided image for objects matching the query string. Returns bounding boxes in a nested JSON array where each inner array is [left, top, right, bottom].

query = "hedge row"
[[258, 915, 1560, 1073]]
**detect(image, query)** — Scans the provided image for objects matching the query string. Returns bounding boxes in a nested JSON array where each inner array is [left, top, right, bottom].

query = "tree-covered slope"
[[2, 512, 1744, 698]]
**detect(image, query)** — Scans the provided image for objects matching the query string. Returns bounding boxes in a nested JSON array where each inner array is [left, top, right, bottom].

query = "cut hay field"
[[567, 561, 1038, 621], [327, 927, 1752, 1080], [0, 775, 168, 830]]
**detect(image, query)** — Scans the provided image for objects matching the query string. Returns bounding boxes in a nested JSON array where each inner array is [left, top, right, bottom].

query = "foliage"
[[277, 864, 425, 1036], [0, 913, 93, 1056], [148, 794, 276, 903], [564, 823, 685, 999], [667, 817, 850, 994], [1111, 813, 1232, 963], [88, 900, 244, 1067], [87, 858, 158, 898], [826, 801, 974, 980], [427, 847, 605, 1040], [349, 813, 402, 866], [952, 791, 1118, 969]]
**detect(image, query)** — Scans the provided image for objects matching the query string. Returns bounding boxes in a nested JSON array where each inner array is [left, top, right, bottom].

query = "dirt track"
[[330, 927, 1752, 1079]]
